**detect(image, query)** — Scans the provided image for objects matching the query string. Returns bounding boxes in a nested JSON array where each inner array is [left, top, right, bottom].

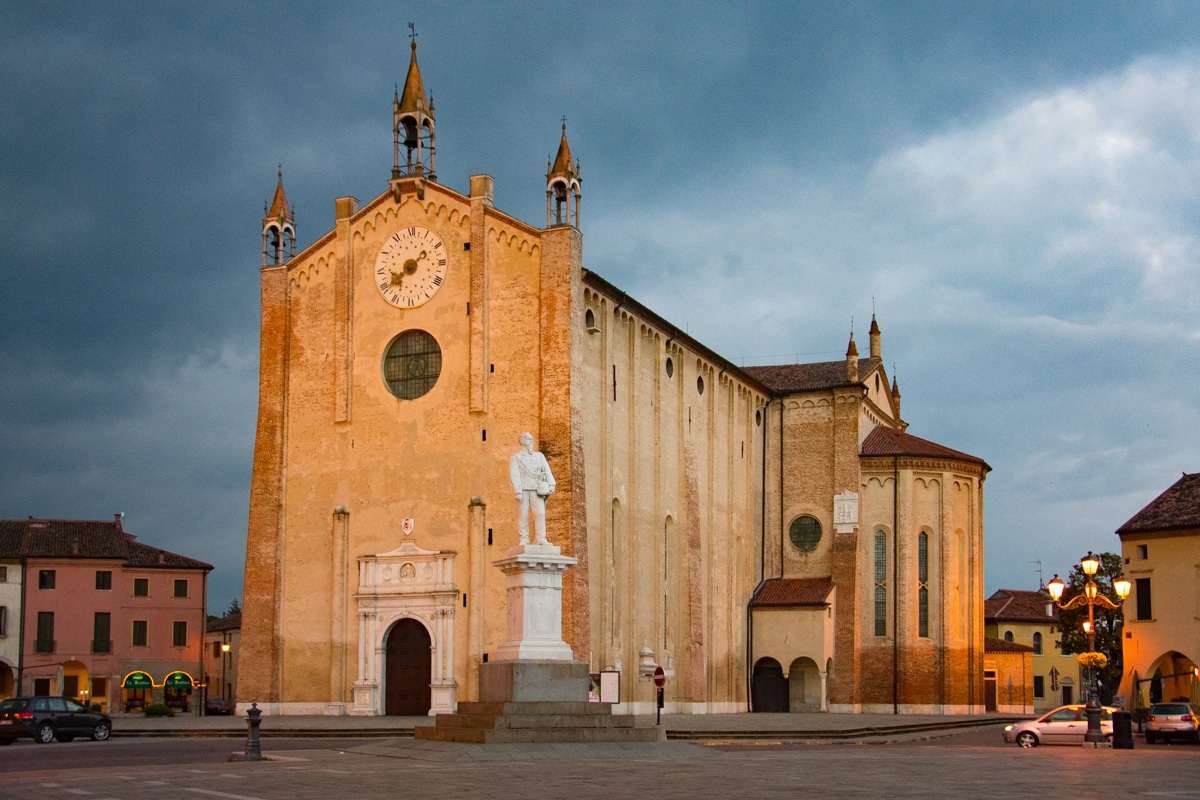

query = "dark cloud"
[[2, 1, 1199, 609]]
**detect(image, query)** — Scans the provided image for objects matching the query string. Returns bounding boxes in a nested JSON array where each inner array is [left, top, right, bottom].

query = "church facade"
[[239, 41, 989, 716]]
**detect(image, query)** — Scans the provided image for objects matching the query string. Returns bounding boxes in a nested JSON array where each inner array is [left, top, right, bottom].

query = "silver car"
[[1002, 704, 1115, 747], [1145, 702, 1200, 744]]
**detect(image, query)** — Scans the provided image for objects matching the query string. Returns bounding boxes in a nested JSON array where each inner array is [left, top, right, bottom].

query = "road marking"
[[184, 790, 271, 800]]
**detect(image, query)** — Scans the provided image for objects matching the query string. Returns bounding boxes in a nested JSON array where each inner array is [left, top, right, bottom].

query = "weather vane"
[[409, 22, 417, 44]]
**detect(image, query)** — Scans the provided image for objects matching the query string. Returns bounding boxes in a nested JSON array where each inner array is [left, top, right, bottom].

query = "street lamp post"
[[221, 641, 231, 701], [1047, 552, 1131, 747]]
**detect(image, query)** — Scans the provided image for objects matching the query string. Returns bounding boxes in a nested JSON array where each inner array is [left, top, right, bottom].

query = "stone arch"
[[752, 657, 787, 712], [1145, 651, 1198, 705], [0, 661, 12, 700], [787, 656, 822, 711]]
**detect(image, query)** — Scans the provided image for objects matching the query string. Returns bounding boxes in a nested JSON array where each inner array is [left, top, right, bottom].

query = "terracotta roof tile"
[[751, 577, 834, 607], [207, 612, 241, 633], [1117, 472, 1200, 534], [0, 518, 212, 571], [744, 358, 882, 393], [985, 589, 1059, 622], [861, 425, 989, 469], [985, 636, 1034, 653]]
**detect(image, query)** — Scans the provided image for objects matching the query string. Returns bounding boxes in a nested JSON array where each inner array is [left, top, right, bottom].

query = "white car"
[[1002, 704, 1115, 747]]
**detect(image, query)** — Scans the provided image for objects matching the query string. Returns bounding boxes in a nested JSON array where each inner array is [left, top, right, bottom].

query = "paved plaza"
[[0, 714, 1198, 799]]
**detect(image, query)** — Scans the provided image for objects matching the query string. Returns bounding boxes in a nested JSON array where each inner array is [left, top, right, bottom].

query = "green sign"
[[164, 672, 193, 689], [123, 672, 152, 689]]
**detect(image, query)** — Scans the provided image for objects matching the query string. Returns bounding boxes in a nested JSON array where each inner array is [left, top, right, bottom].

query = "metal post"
[[245, 702, 263, 757], [1083, 584, 1105, 746]]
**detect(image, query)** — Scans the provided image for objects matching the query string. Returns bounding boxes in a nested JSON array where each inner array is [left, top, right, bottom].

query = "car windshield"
[[0, 699, 23, 712], [1152, 704, 1190, 714]]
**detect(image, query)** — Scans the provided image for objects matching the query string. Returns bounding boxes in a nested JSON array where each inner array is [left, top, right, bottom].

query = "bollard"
[[1112, 710, 1134, 750], [245, 702, 263, 757]]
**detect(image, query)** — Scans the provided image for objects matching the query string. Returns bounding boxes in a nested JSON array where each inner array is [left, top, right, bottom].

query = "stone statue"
[[509, 432, 556, 546]]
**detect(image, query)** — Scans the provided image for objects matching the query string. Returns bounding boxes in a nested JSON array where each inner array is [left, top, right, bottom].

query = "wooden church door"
[[385, 618, 431, 716]]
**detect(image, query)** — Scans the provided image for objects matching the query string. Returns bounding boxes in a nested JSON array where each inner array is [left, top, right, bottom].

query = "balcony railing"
[[91, 639, 112, 654], [33, 639, 55, 654]]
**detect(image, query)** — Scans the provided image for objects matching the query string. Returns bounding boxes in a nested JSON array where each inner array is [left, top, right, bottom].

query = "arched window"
[[918, 532, 929, 638], [1032, 631, 1043, 655], [1004, 631, 1014, 642], [874, 531, 887, 636]]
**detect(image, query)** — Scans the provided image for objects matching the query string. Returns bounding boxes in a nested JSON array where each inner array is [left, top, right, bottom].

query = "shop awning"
[[164, 672, 194, 689], [122, 671, 152, 689]]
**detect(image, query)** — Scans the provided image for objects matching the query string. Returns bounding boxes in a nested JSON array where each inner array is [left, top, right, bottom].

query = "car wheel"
[[1015, 731, 1038, 748], [0, 739, 12, 746], [91, 721, 111, 741], [35, 723, 55, 744], [56, 735, 74, 743], [1146, 733, 1157, 744]]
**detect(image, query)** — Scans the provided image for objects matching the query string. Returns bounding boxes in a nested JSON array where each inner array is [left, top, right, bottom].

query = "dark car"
[[205, 698, 232, 716], [0, 696, 112, 744]]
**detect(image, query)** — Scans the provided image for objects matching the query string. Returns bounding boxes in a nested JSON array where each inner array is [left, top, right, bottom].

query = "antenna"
[[1031, 560, 1044, 588]]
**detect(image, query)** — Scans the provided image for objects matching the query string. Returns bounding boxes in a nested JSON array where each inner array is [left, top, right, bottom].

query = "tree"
[[226, 598, 242, 616], [1053, 552, 1125, 704]]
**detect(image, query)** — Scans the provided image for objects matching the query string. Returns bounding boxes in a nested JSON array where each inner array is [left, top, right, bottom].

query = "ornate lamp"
[[1046, 552, 1129, 747]]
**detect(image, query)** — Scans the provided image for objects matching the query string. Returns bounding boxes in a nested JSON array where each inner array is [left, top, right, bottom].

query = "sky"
[[2, 2, 1198, 613]]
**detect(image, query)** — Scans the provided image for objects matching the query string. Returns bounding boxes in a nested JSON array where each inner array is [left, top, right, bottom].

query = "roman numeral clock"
[[374, 225, 447, 308]]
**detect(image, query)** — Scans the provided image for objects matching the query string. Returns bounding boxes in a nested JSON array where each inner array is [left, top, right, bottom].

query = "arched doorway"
[[385, 618, 431, 716], [0, 663, 13, 700], [788, 657, 822, 711], [752, 657, 787, 712]]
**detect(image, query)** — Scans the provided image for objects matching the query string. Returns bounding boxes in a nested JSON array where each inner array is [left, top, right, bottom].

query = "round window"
[[697, 375, 705, 395], [383, 330, 442, 400], [665, 357, 674, 378], [788, 516, 822, 552]]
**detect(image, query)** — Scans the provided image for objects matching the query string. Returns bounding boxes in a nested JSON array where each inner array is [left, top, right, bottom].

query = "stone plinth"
[[479, 659, 589, 702], [493, 545, 576, 661], [416, 660, 664, 743], [413, 545, 663, 744]]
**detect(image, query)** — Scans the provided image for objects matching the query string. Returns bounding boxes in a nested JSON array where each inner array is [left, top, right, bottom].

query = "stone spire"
[[393, 27, 436, 182], [546, 121, 582, 228], [891, 375, 901, 418], [262, 168, 295, 268], [845, 332, 859, 381], [869, 314, 881, 359]]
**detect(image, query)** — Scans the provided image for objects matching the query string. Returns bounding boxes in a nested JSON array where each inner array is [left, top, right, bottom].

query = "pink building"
[[0, 517, 212, 715]]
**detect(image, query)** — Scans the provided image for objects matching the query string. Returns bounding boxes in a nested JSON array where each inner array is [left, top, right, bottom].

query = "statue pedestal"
[[415, 543, 664, 743], [493, 545, 576, 661]]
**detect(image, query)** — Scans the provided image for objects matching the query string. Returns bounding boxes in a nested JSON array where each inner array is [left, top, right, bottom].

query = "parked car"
[[0, 696, 113, 745], [1145, 702, 1200, 744], [1002, 704, 1115, 747], [205, 698, 233, 716]]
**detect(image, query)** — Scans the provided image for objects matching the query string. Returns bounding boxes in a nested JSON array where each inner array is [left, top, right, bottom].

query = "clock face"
[[374, 225, 447, 308]]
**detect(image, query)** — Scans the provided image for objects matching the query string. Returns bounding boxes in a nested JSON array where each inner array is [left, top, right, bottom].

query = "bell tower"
[[262, 168, 295, 268], [392, 24, 436, 183], [546, 121, 581, 228]]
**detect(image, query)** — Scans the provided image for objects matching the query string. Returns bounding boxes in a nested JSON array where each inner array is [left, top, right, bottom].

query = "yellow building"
[[239, 40, 989, 716], [1116, 472, 1200, 707], [985, 589, 1081, 712]]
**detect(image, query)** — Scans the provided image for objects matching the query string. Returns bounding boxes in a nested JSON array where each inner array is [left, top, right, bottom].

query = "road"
[[0, 728, 1196, 799]]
